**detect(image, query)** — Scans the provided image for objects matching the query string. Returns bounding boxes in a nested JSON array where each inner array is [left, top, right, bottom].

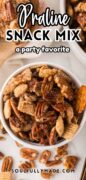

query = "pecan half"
[[0, 152, 4, 160], [20, 148, 38, 161], [19, 161, 31, 171], [63, 156, 79, 170], [41, 170, 53, 179], [46, 159, 62, 167], [39, 150, 51, 164], [55, 144, 68, 160], [10, 98, 25, 123], [49, 127, 58, 145], [1, 156, 13, 172]]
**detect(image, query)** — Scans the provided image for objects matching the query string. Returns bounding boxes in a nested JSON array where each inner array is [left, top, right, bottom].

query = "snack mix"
[[2, 65, 86, 146], [67, 0, 86, 52]]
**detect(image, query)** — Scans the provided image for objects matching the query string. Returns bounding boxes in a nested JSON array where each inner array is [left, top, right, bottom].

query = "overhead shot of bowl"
[[60, 0, 86, 66], [0, 62, 86, 150]]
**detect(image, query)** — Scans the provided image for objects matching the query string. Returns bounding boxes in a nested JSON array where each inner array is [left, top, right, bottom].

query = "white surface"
[[0, 41, 86, 180]]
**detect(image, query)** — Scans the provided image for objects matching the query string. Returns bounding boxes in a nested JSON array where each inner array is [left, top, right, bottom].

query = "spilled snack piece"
[[0, 152, 4, 160], [41, 170, 54, 179], [1, 156, 13, 172], [0, 136, 5, 141], [19, 161, 31, 171], [46, 159, 62, 167], [63, 156, 79, 170], [20, 148, 38, 161], [39, 150, 51, 164], [75, 86, 86, 113], [2, 65, 85, 146], [15, 141, 23, 148], [55, 144, 68, 160]]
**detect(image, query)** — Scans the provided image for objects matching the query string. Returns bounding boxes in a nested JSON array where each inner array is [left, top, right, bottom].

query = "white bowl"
[[0, 62, 86, 150], [60, 0, 86, 66]]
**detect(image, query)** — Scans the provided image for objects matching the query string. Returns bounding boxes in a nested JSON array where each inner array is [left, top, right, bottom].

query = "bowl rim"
[[60, 0, 86, 66], [0, 61, 86, 150]]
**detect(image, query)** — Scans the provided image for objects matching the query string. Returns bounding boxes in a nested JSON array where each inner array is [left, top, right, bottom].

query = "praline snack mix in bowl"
[[0, 63, 86, 149]]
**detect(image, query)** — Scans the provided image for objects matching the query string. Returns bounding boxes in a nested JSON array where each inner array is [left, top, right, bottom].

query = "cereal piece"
[[20, 148, 38, 161], [54, 74, 73, 100], [75, 86, 86, 113], [63, 123, 79, 139], [4, 99, 11, 119], [63, 156, 79, 170], [49, 127, 58, 145], [14, 83, 28, 97], [1, 156, 13, 172], [39, 65, 57, 78], [18, 97, 35, 116], [39, 150, 51, 163], [46, 159, 62, 167], [56, 116, 64, 137], [41, 170, 53, 179]]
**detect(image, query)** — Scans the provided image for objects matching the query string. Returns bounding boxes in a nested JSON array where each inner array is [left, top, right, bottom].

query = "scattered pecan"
[[63, 156, 79, 170], [0, 152, 4, 160], [41, 170, 54, 179], [0, 136, 6, 141], [55, 144, 68, 160], [46, 159, 62, 167], [39, 150, 51, 163], [1, 156, 13, 172], [20, 148, 38, 161], [19, 161, 31, 171]]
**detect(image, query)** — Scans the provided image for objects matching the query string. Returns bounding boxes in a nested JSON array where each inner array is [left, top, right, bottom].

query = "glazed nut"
[[20, 148, 38, 161], [4, 99, 11, 119], [19, 161, 31, 171], [0, 152, 4, 160], [1, 156, 13, 172], [46, 159, 62, 167], [63, 156, 79, 170], [14, 84, 28, 97], [41, 170, 53, 179], [39, 150, 51, 163]]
